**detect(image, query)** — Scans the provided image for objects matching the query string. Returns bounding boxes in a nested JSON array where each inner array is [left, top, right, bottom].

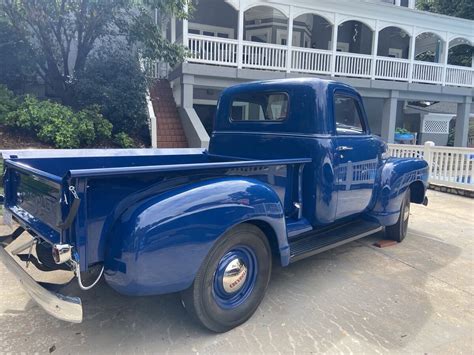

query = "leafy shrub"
[[395, 127, 410, 134], [113, 132, 135, 148], [5, 96, 112, 148], [73, 45, 149, 135], [0, 85, 18, 124]]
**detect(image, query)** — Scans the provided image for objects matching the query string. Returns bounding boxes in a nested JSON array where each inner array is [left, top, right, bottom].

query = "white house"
[[149, 0, 473, 148]]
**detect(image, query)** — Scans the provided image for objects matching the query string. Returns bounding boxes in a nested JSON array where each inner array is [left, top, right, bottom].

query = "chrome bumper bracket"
[[0, 245, 83, 323]]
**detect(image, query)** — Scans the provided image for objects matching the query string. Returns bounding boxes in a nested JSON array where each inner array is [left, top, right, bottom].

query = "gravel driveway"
[[1, 190, 473, 354]]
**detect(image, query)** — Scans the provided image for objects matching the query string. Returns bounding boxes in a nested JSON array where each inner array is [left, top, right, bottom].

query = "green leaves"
[[5, 95, 113, 148], [113, 132, 135, 148], [416, 0, 474, 20], [72, 45, 149, 134], [0, 85, 18, 124], [1, 0, 190, 101]]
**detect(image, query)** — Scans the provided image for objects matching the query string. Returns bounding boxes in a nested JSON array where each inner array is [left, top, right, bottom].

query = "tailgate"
[[3, 161, 63, 244]]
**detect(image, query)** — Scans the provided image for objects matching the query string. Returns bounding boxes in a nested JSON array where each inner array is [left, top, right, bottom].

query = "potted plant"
[[394, 127, 415, 143]]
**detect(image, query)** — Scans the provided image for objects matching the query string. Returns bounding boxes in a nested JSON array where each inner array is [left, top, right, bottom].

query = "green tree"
[[417, 0, 474, 20], [417, 0, 473, 67], [0, 14, 37, 92], [0, 0, 190, 103]]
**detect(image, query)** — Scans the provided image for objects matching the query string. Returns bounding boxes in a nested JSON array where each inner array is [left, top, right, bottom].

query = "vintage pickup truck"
[[0, 78, 429, 332]]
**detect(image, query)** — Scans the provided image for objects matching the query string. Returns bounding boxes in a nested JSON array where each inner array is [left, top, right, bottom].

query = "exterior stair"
[[150, 80, 188, 148]]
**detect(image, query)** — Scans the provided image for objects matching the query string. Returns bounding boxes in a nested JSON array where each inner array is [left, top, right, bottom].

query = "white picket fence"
[[388, 142, 474, 191]]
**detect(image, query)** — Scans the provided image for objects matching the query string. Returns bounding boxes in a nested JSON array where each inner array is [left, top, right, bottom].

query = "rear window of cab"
[[230, 92, 289, 122]]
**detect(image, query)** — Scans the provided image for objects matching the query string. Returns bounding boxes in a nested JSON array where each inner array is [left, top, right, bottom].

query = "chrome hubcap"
[[222, 258, 248, 293]]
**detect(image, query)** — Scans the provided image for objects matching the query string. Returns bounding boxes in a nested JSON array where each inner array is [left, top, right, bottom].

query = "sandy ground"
[[0, 190, 473, 354]]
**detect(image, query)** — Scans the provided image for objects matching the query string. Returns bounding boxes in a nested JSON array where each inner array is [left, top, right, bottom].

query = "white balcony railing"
[[242, 41, 287, 70], [165, 35, 474, 88], [291, 47, 332, 74], [412, 61, 444, 84], [187, 35, 238, 66], [388, 142, 474, 190], [445, 65, 474, 87], [375, 57, 410, 81], [335, 52, 373, 78]]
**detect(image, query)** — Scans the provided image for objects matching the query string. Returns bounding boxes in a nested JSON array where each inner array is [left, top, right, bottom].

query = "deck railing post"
[[424, 141, 435, 177], [441, 32, 450, 86], [286, 6, 294, 73], [371, 21, 379, 80], [330, 15, 339, 77], [182, 3, 188, 51], [408, 26, 416, 83], [237, 4, 244, 69]]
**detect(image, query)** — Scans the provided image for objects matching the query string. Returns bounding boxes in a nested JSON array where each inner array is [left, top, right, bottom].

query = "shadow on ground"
[[0, 191, 472, 353]]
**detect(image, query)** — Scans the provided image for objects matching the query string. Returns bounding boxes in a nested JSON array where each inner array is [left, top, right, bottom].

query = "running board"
[[289, 219, 382, 263]]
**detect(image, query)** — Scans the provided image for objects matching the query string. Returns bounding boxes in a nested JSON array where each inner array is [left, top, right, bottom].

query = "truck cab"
[[1, 78, 429, 332]]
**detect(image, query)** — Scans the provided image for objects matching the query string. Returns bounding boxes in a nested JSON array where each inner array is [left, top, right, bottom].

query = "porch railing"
[[291, 47, 331, 74], [388, 142, 474, 190], [335, 52, 373, 78], [445, 65, 474, 87], [375, 57, 410, 81], [182, 34, 474, 88], [187, 35, 238, 66], [242, 41, 287, 70], [412, 61, 444, 84]]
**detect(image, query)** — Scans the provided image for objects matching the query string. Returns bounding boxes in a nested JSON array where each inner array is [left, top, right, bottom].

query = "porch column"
[[330, 15, 339, 77], [171, 16, 176, 43], [381, 91, 399, 143], [237, 3, 244, 69], [454, 97, 472, 147], [441, 32, 449, 86], [286, 6, 294, 73], [182, 3, 188, 48], [371, 20, 379, 80], [408, 26, 416, 83], [180, 74, 194, 108]]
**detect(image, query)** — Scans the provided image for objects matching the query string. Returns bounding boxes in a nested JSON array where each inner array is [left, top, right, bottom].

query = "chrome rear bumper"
[[0, 244, 83, 323]]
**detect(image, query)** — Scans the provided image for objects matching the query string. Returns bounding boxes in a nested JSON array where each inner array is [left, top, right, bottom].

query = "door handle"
[[336, 146, 353, 151]]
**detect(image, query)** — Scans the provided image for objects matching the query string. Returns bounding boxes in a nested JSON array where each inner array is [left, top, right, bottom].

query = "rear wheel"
[[181, 224, 272, 333], [386, 188, 411, 242]]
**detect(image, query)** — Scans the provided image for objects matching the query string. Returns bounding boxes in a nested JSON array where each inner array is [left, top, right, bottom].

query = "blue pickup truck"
[[0, 78, 428, 332]]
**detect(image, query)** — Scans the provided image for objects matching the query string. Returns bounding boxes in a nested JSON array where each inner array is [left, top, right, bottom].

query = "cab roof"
[[221, 78, 356, 97], [215, 78, 361, 135]]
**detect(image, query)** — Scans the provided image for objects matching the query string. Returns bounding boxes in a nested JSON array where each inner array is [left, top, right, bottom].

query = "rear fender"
[[368, 158, 429, 226], [104, 177, 288, 296]]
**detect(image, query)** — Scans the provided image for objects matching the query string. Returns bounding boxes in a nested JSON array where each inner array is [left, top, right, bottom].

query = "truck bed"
[[2, 149, 311, 269]]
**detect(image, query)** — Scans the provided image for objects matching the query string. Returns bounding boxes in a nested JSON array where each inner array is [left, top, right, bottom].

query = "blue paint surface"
[[1, 78, 428, 297]]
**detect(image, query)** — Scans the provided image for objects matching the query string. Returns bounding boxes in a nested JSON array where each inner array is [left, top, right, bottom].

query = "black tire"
[[181, 223, 272, 333], [386, 188, 411, 242]]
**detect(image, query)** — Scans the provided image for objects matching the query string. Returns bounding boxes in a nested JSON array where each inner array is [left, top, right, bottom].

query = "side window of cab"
[[333, 95, 366, 135]]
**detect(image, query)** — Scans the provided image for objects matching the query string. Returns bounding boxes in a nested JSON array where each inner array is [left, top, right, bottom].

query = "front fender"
[[104, 177, 287, 296], [368, 158, 429, 226]]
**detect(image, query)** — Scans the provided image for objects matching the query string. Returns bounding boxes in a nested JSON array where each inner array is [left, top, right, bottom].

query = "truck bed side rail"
[[67, 158, 313, 179]]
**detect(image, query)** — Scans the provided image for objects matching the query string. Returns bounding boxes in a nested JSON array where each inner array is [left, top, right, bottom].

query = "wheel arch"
[[409, 180, 426, 204], [244, 219, 289, 266], [368, 157, 429, 226], [103, 176, 290, 296]]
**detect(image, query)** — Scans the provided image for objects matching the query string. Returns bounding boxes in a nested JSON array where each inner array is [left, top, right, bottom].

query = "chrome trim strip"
[[0, 245, 83, 323]]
